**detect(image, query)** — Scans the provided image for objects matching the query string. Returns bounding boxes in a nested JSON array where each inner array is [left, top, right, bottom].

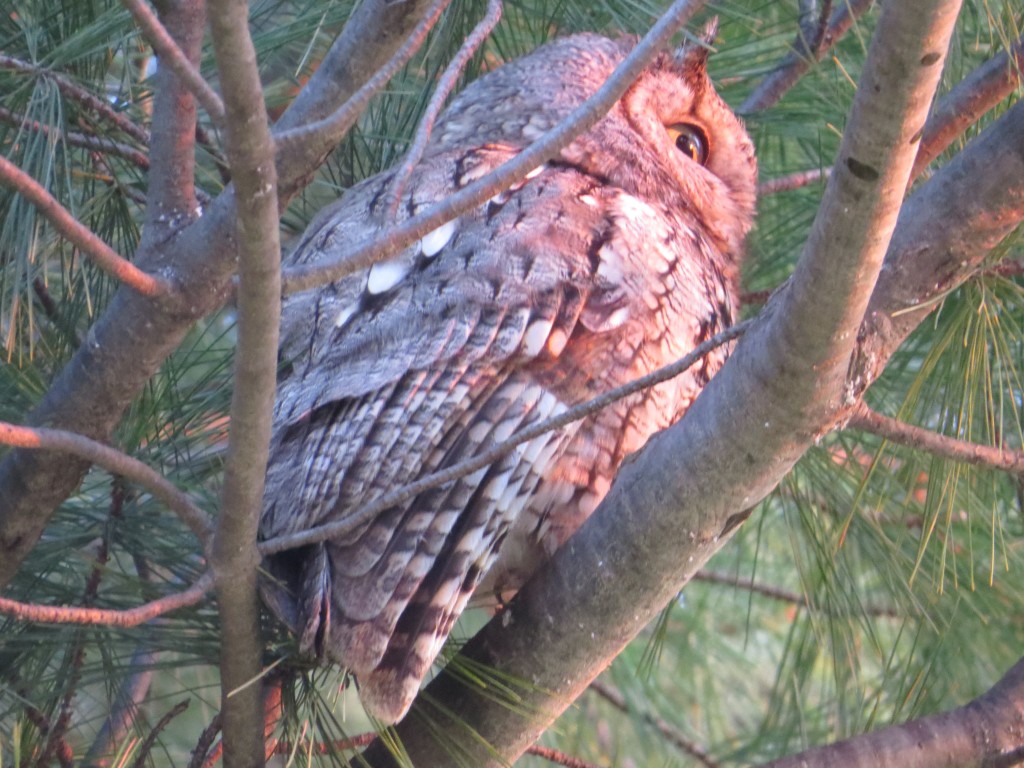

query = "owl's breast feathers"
[[261, 40, 749, 722]]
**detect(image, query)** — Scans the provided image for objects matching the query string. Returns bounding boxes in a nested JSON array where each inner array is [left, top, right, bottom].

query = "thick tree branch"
[[207, 0, 281, 763], [271, 0, 440, 134], [0, 422, 212, 542], [0, 155, 171, 297], [122, 0, 226, 127], [273, 0, 453, 175], [851, 97, 1024, 392], [140, 0, 205, 246], [757, 35, 1024, 198], [911, 33, 1024, 180], [757, 656, 1024, 768], [359, 4, 962, 765], [0, 0, 440, 588]]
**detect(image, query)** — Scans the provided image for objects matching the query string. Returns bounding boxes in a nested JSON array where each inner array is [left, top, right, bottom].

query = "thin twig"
[[188, 712, 223, 768], [692, 571, 901, 618], [271, 733, 377, 755], [848, 402, 1024, 475], [794, 0, 835, 61], [121, 0, 226, 127], [588, 679, 719, 768], [0, 421, 213, 543], [0, 573, 212, 627], [37, 488, 122, 765], [740, 288, 774, 305], [758, 167, 830, 195], [270, 734, 596, 767], [274, 0, 454, 167], [741, 0, 875, 113], [260, 317, 751, 556], [385, 0, 503, 215], [281, 0, 710, 296], [87, 148, 151, 208], [526, 745, 601, 768], [129, 700, 190, 768], [989, 260, 1024, 279], [0, 106, 150, 169], [83, 643, 159, 763], [0, 156, 172, 297], [32, 277, 61, 322], [0, 54, 151, 144]]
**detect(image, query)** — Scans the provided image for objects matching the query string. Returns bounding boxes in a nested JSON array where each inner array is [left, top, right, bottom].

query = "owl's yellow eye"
[[667, 123, 709, 165]]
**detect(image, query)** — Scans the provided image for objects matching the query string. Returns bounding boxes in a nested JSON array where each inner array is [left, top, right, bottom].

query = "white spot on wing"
[[334, 302, 358, 328], [547, 328, 568, 356], [525, 165, 546, 180], [596, 244, 626, 283], [493, 416, 520, 443], [367, 259, 409, 294], [420, 219, 457, 257], [578, 491, 602, 516], [523, 318, 554, 356], [602, 307, 630, 331], [468, 421, 492, 443]]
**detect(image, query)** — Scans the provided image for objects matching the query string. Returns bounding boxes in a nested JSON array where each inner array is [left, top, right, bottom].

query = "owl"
[[260, 27, 757, 724]]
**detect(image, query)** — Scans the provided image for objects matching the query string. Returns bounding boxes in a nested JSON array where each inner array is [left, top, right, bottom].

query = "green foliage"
[[0, 0, 1021, 765]]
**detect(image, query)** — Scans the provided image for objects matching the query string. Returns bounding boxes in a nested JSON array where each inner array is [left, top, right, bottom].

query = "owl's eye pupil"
[[668, 123, 709, 165]]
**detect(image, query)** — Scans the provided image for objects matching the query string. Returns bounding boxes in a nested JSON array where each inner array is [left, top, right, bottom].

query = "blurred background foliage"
[[0, 0, 1022, 764]]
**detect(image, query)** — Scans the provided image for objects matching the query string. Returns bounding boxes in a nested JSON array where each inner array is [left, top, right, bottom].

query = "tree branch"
[[911, 33, 1024, 180], [122, 0, 226, 127], [0, 54, 151, 144], [358, 3, 963, 765], [0, 0, 443, 592], [692, 571, 900, 618], [0, 155, 171, 297], [757, 656, 1024, 767], [758, 167, 829, 195], [847, 402, 1024, 475], [0, 421, 212, 544], [0, 106, 151, 169], [273, 0, 453, 175], [384, 0, 503, 214], [270, 0, 440, 134], [207, 0, 283, 761], [0, 573, 211, 627], [740, 0, 875, 113], [588, 679, 719, 768], [851, 97, 1024, 394]]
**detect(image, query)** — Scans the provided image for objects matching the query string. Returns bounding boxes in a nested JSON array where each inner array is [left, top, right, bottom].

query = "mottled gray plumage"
[[260, 30, 757, 723]]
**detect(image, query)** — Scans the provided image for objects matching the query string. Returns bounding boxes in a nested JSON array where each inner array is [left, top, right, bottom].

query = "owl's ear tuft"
[[676, 17, 718, 72]]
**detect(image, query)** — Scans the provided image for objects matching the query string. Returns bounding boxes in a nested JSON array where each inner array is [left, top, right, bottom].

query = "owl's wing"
[[260, 146, 680, 722]]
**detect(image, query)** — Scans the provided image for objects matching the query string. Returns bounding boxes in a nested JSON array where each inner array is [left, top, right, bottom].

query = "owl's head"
[[435, 28, 757, 261]]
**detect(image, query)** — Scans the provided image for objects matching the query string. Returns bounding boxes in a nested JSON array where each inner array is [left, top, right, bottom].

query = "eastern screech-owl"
[[261, 28, 757, 724]]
